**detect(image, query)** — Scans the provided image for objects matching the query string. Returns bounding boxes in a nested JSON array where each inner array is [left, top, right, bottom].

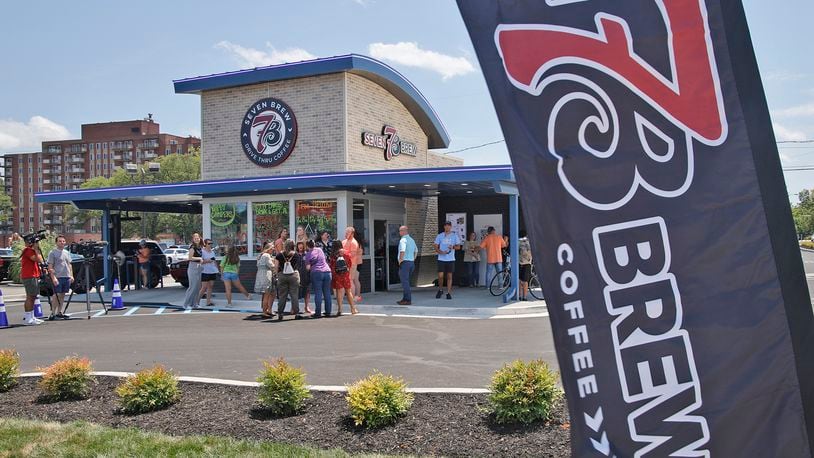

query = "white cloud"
[[0, 116, 71, 152], [763, 70, 807, 82], [772, 102, 814, 118], [368, 42, 476, 80], [215, 41, 316, 68], [773, 122, 808, 142]]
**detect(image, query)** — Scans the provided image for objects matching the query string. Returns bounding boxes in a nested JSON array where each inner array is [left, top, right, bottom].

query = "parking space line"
[[154, 306, 166, 315], [93, 309, 106, 317], [183, 308, 192, 314], [123, 306, 140, 316], [212, 308, 220, 313]]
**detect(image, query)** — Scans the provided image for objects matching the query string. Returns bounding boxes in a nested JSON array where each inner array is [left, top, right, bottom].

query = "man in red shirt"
[[20, 238, 44, 325]]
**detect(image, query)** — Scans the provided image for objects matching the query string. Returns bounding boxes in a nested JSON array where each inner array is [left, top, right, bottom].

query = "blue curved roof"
[[173, 54, 450, 149]]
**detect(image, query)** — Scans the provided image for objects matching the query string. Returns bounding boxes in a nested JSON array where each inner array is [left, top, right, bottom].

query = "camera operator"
[[20, 236, 45, 326], [47, 235, 74, 320]]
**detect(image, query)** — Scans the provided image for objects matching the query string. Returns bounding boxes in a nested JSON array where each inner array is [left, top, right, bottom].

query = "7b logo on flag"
[[495, 0, 727, 210]]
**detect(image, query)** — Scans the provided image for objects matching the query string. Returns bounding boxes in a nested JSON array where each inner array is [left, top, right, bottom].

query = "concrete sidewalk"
[[66, 282, 547, 319]]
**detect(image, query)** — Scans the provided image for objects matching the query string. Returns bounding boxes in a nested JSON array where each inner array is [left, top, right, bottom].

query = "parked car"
[[170, 258, 220, 288], [164, 248, 189, 265], [114, 239, 170, 289], [0, 248, 15, 282]]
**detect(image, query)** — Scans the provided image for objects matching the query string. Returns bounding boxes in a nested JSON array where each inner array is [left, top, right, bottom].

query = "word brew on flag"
[[458, 1, 814, 456]]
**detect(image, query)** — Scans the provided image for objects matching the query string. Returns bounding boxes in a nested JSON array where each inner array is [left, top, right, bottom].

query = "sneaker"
[[446, 293, 452, 300], [436, 290, 443, 299], [397, 300, 411, 305], [294, 315, 305, 320], [24, 319, 43, 326]]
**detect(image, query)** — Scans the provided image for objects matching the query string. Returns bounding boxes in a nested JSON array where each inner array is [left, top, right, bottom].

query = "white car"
[[164, 248, 189, 265]]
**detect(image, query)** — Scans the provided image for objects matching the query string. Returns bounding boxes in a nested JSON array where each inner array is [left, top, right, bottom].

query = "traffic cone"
[[33, 295, 44, 318], [0, 290, 9, 328], [110, 279, 125, 311]]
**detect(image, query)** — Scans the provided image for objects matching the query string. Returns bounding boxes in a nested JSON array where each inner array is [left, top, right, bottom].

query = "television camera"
[[22, 229, 47, 245]]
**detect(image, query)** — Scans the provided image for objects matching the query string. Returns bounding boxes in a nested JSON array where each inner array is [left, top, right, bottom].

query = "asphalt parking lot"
[[0, 303, 557, 388]]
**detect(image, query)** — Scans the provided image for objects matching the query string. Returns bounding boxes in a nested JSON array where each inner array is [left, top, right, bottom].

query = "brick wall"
[[201, 74, 346, 180], [345, 73, 433, 170]]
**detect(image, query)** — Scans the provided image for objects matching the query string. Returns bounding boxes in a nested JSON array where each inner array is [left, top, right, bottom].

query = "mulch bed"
[[0, 377, 570, 457]]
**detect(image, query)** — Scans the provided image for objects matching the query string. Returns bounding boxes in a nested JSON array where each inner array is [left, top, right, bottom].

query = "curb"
[[19, 372, 490, 394]]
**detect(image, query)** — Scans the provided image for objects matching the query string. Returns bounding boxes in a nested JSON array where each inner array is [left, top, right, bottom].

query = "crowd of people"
[[9, 220, 533, 326], [181, 226, 365, 320]]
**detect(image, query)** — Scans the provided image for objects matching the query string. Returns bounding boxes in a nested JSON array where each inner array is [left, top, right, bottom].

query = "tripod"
[[65, 257, 108, 319]]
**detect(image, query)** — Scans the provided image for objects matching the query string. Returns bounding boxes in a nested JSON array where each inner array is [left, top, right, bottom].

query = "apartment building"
[[3, 116, 200, 241]]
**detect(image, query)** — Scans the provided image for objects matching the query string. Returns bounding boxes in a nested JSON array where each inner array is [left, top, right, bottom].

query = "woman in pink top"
[[304, 239, 332, 318], [342, 226, 363, 303]]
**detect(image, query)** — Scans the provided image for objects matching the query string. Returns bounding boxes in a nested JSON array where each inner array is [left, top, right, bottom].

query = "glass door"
[[374, 220, 387, 291], [387, 223, 401, 288]]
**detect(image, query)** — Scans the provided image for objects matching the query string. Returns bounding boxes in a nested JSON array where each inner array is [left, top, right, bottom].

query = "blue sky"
[[1, 0, 812, 199]]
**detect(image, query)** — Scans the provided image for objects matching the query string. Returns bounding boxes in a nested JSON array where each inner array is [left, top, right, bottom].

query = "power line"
[[441, 138, 814, 156], [442, 139, 505, 155]]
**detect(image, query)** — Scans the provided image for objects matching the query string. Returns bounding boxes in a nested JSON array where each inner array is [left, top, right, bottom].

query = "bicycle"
[[489, 263, 544, 300]]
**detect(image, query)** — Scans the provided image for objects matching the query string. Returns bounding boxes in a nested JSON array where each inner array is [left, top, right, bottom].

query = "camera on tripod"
[[22, 229, 47, 245], [69, 240, 108, 259]]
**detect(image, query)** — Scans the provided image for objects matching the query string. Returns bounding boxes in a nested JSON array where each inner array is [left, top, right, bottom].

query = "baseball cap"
[[444, 221, 452, 226]]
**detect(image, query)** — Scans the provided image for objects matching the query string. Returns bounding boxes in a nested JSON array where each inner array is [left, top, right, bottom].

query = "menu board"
[[295, 199, 337, 240], [253, 201, 289, 253]]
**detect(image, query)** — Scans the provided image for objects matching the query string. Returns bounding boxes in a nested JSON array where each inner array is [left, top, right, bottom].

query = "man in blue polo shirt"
[[434, 221, 461, 300], [397, 225, 418, 305]]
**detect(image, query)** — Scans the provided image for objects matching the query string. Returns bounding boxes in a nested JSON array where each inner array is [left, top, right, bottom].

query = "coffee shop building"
[[36, 54, 524, 295]]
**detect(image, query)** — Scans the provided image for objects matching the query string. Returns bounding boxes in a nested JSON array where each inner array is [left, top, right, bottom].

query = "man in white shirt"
[[434, 221, 461, 300]]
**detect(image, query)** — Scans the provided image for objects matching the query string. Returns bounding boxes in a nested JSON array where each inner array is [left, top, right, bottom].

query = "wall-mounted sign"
[[241, 98, 298, 167], [362, 125, 417, 161]]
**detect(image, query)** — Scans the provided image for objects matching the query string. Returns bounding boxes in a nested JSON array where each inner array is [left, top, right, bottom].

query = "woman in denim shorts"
[[220, 245, 251, 306]]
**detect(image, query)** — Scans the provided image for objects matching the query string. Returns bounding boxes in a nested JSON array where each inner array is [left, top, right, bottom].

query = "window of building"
[[295, 199, 338, 240], [209, 202, 248, 256], [165, 147, 170, 154], [252, 201, 290, 254], [131, 127, 140, 133]]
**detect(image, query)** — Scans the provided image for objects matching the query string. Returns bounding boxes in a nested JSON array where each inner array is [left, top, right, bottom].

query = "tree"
[[75, 150, 202, 241], [792, 189, 814, 239]]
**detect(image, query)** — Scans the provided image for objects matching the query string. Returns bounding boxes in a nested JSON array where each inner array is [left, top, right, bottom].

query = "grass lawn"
[[0, 418, 402, 457]]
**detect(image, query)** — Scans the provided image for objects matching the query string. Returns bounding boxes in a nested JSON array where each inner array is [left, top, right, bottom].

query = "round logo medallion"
[[240, 98, 298, 167]]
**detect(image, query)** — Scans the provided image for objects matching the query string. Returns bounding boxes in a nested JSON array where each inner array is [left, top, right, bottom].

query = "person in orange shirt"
[[480, 226, 507, 286], [341, 226, 364, 303]]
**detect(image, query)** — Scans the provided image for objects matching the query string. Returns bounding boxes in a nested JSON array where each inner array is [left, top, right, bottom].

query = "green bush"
[[116, 365, 180, 414], [346, 372, 413, 429], [38, 356, 95, 401], [0, 349, 20, 392], [800, 240, 814, 250], [256, 358, 311, 416], [488, 359, 563, 425]]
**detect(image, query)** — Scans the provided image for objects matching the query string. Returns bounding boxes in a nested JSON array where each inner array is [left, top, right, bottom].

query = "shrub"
[[0, 349, 20, 392], [116, 365, 180, 414], [256, 358, 311, 416], [346, 372, 413, 429], [38, 356, 95, 401], [800, 240, 814, 250], [488, 359, 563, 425]]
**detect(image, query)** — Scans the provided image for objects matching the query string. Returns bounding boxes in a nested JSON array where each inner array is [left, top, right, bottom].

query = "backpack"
[[334, 255, 349, 274], [282, 253, 295, 275]]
